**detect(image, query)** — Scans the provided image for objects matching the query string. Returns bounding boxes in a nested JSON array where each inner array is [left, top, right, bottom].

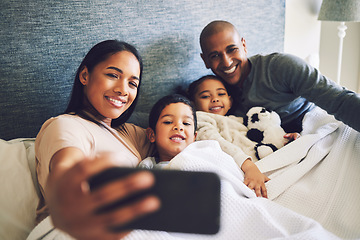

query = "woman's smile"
[[105, 96, 126, 108]]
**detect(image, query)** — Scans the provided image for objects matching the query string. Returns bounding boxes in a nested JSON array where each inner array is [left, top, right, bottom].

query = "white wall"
[[284, 0, 360, 92], [319, 21, 360, 92], [284, 0, 322, 67]]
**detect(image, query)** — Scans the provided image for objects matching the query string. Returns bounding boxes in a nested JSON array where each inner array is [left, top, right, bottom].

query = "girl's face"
[[80, 51, 140, 125], [148, 102, 197, 162], [193, 78, 232, 116]]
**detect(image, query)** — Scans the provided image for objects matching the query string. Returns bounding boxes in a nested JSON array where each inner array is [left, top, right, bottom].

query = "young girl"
[[188, 75, 299, 198], [188, 75, 234, 116], [35, 40, 159, 240], [138, 94, 197, 169]]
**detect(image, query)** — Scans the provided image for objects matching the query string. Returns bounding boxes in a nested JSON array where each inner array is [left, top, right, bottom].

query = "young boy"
[[138, 94, 197, 169], [188, 75, 300, 197], [140, 93, 270, 197]]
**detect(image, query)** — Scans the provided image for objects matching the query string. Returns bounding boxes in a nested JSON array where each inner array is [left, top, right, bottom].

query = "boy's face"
[[193, 78, 232, 116], [201, 27, 249, 87], [148, 102, 197, 162]]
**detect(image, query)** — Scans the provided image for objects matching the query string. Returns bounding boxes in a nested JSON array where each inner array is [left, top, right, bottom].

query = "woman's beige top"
[[35, 114, 154, 223]]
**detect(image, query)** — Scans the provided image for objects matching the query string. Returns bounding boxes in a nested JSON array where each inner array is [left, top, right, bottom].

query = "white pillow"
[[0, 138, 39, 240]]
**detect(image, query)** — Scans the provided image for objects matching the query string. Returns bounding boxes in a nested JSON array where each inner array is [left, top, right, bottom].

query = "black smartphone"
[[88, 167, 221, 235]]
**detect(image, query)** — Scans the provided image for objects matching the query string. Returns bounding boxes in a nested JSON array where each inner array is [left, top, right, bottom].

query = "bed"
[[1, 0, 359, 239]]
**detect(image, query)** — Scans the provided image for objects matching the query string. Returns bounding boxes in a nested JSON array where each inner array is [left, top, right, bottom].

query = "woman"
[[35, 40, 160, 239]]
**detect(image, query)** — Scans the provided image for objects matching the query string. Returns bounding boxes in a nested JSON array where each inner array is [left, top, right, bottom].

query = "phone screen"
[[88, 167, 221, 235]]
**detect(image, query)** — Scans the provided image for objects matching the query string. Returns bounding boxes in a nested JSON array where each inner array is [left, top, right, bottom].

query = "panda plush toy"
[[243, 107, 288, 160]]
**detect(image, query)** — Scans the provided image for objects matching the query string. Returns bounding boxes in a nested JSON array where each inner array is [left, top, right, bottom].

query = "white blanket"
[[195, 107, 360, 239], [256, 107, 360, 239], [28, 138, 341, 239]]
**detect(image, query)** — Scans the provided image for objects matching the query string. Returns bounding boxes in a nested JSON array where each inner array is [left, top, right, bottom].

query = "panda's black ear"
[[247, 128, 264, 143], [251, 113, 259, 123], [243, 115, 248, 126]]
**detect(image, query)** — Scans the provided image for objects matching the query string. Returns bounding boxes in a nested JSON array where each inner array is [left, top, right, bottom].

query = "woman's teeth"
[[224, 66, 236, 74], [107, 97, 124, 106]]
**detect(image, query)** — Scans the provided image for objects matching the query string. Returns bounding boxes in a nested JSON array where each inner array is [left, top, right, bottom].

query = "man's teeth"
[[211, 107, 222, 110], [224, 66, 236, 74]]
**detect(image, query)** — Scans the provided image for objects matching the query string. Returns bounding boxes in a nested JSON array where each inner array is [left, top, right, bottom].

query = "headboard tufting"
[[0, 0, 285, 140]]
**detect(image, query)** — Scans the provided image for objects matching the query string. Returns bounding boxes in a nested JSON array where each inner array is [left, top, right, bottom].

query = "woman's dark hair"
[[148, 94, 197, 132], [187, 74, 235, 115], [65, 40, 143, 127]]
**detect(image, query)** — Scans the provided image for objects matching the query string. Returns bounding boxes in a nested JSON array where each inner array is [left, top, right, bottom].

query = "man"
[[200, 20, 360, 132]]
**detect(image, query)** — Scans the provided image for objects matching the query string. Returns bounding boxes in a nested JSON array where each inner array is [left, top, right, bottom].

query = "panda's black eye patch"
[[251, 113, 259, 123], [260, 108, 266, 113]]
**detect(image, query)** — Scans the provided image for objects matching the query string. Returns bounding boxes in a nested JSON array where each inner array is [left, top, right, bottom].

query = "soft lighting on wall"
[[318, 0, 360, 85]]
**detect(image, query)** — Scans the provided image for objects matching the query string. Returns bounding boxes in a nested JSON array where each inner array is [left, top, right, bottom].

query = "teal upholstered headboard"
[[0, 0, 285, 140]]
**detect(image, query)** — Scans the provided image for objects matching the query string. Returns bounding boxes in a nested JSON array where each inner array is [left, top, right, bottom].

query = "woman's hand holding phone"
[[88, 167, 221, 235], [45, 153, 160, 240]]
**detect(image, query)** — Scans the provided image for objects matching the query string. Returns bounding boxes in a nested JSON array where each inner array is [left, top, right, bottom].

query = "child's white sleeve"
[[196, 112, 254, 170], [138, 157, 156, 169], [214, 137, 253, 169]]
